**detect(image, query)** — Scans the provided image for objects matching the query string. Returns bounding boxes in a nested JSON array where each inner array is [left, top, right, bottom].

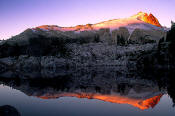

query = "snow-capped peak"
[[33, 12, 163, 33], [131, 11, 148, 19]]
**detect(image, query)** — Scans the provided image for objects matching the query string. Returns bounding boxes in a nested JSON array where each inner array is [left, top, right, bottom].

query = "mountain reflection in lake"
[[0, 68, 175, 116]]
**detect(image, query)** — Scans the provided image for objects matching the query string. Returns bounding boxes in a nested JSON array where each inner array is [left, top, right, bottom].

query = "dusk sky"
[[1, 0, 175, 39]]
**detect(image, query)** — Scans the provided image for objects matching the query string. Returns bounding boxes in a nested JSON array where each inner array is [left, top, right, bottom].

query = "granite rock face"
[[129, 29, 164, 44], [111, 27, 130, 45]]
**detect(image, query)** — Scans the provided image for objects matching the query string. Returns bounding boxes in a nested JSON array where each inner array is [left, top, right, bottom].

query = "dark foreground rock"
[[0, 105, 21, 116]]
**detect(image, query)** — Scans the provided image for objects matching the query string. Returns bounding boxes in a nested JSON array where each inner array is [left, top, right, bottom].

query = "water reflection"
[[0, 74, 166, 110], [0, 68, 175, 115]]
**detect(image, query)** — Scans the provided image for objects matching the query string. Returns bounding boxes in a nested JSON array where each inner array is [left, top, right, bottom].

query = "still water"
[[0, 67, 175, 116], [0, 73, 175, 116]]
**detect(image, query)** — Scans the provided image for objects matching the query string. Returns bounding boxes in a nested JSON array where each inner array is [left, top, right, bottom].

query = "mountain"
[[3, 11, 165, 47], [0, 12, 167, 70], [4, 11, 164, 45], [33, 12, 163, 33]]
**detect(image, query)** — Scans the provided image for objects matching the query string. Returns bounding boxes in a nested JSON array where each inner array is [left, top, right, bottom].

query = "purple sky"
[[0, 0, 175, 39]]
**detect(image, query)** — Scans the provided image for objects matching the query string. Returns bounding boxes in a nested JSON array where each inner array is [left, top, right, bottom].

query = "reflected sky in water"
[[0, 84, 175, 116]]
